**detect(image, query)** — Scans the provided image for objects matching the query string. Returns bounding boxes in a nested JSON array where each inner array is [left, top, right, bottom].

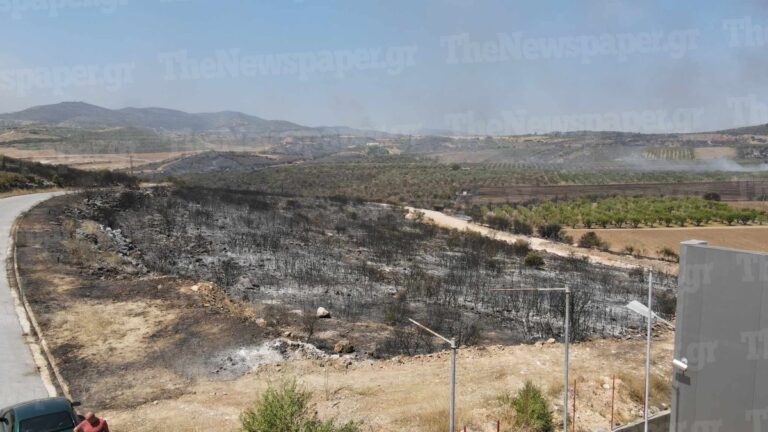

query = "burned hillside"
[[73, 187, 675, 355]]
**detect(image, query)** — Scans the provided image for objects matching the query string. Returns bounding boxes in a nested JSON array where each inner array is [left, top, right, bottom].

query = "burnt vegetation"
[[81, 187, 674, 356]]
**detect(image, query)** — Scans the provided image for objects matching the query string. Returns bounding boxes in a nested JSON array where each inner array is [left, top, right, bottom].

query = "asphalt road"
[[0, 192, 61, 408]]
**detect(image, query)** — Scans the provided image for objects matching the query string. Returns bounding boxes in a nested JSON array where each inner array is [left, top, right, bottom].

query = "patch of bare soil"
[[16, 196, 273, 410], [566, 225, 768, 259]]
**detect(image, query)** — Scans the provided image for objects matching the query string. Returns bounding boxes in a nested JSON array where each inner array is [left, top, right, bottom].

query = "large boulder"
[[316, 307, 331, 319]]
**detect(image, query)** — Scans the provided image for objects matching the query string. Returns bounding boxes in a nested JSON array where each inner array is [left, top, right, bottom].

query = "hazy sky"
[[1, 0, 767, 134]]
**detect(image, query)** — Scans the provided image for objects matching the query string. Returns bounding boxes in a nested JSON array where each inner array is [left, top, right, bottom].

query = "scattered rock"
[[546, 338, 556, 344], [316, 307, 331, 319]]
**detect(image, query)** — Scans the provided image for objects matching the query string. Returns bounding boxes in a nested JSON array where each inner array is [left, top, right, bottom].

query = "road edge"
[[6, 203, 71, 400]]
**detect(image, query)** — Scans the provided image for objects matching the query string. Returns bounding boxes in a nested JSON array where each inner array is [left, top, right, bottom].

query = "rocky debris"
[[546, 338, 556, 344], [102, 225, 135, 256], [270, 338, 328, 361], [333, 339, 354, 354], [209, 344, 284, 378], [316, 307, 331, 319]]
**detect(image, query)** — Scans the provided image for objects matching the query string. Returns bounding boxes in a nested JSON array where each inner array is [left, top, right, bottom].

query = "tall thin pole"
[[450, 339, 456, 432], [610, 375, 616, 430], [408, 319, 456, 432], [572, 379, 577, 432], [643, 271, 654, 432], [564, 286, 571, 432]]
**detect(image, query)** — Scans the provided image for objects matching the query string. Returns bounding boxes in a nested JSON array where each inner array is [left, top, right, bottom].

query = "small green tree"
[[240, 381, 360, 432], [502, 381, 553, 432], [523, 252, 545, 269]]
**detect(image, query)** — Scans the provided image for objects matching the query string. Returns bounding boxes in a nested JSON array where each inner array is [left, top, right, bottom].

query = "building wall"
[[672, 241, 768, 431]]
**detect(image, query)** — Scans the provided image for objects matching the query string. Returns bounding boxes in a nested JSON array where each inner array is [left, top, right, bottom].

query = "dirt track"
[[406, 207, 677, 274]]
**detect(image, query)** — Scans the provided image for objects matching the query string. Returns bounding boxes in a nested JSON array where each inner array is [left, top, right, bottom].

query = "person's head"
[[84, 412, 98, 426]]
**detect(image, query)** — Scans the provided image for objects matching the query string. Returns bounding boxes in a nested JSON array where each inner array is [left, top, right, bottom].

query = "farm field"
[[180, 158, 768, 209], [476, 196, 767, 231], [566, 225, 768, 258]]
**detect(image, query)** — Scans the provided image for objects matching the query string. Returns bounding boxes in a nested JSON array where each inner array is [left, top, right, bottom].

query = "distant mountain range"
[[0, 101, 311, 134], [0, 101, 398, 138], [2, 101, 768, 165]]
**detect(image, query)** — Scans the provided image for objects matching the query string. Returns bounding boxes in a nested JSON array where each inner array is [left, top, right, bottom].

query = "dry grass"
[[617, 372, 671, 407], [403, 407, 475, 432], [546, 378, 564, 399]]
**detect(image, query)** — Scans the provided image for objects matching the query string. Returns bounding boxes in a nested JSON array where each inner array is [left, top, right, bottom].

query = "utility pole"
[[409, 318, 457, 432], [625, 272, 674, 432], [643, 271, 653, 432], [493, 287, 571, 432]]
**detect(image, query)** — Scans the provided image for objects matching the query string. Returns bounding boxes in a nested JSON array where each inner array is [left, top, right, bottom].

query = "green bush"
[[502, 381, 553, 432], [240, 380, 360, 432], [537, 223, 563, 240], [577, 231, 608, 250], [523, 252, 545, 268]]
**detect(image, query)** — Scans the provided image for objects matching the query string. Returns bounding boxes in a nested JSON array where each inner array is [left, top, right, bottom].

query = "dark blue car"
[[0, 397, 81, 432]]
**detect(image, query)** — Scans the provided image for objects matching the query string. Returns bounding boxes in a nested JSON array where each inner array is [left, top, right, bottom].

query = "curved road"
[[0, 192, 61, 408]]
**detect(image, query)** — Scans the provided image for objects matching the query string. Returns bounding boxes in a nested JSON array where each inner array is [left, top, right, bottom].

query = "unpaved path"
[[0, 192, 62, 407], [406, 207, 677, 274]]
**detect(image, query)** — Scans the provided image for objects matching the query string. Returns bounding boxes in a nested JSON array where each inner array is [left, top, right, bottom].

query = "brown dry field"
[[692, 146, 737, 159], [0, 145, 275, 171], [0, 147, 202, 170], [15, 195, 675, 432], [566, 224, 768, 258]]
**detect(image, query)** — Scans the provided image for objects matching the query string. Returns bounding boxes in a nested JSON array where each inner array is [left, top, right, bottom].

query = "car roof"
[[5, 398, 74, 420]]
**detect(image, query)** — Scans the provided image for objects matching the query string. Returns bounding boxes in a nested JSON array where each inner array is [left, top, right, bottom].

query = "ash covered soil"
[[76, 187, 674, 356], [14, 188, 678, 429]]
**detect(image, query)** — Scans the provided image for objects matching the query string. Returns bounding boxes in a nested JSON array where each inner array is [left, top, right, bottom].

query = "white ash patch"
[[209, 338, 329, 378]]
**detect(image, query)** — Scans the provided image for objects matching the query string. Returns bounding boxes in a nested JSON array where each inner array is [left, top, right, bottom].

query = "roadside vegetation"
[[475, 196, 768, 232]]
